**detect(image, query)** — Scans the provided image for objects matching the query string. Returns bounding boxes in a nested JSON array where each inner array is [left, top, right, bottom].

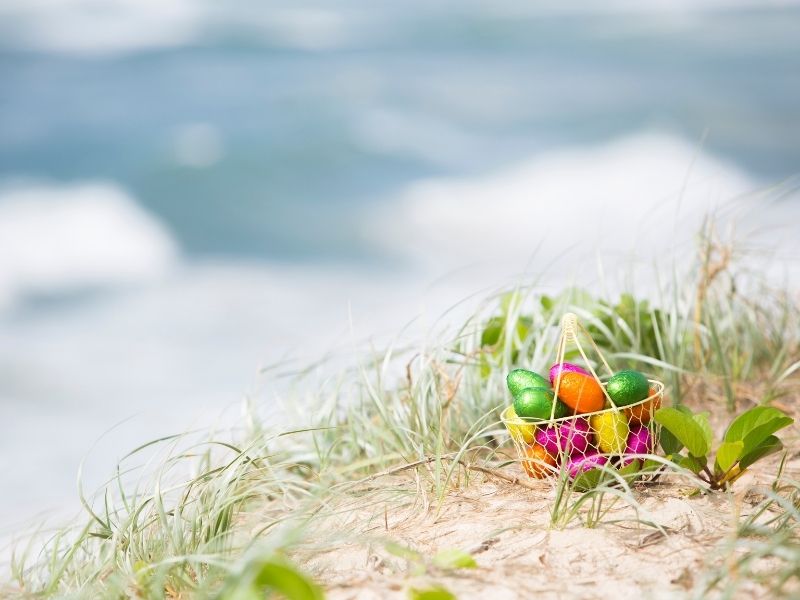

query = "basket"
[[500, 312, 663, 485]]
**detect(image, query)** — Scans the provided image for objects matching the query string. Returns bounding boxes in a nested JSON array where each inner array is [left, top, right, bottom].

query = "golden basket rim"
[[501, 378, 664, 426]]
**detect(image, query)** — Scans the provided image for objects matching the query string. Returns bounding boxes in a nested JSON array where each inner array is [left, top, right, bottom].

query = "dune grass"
[[4, 220, 800, 599]]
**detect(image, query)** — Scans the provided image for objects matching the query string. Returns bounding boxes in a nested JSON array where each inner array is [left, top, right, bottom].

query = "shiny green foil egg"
[[513, 387, 570, 421], [507, 369, 550, 399], [606, 370, 650, 407]]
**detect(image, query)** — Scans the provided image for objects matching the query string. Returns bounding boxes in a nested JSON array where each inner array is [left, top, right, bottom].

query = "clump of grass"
[[4, 219, 800, 598], [695, 460, 800, 598]]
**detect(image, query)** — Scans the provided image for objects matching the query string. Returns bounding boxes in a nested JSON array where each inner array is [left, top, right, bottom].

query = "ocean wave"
[[0, 180, 179, 310], [2, 0, 798, 55], [365, 133, 757, 278], [0, 1, 350, 55]]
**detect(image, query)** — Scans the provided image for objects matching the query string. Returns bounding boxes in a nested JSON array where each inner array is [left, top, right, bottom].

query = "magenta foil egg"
[[558, 418, 592, 455], [549, 362, 590, 386], [567, 452, 608, 478], [625, 425, 653, 454], [534, 426, 561, 456], [622, 425, 653, 466]]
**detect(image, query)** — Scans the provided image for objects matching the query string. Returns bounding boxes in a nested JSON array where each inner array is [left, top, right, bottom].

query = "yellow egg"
[[590, 411, 629, 454], [502, 406, 537, 445]]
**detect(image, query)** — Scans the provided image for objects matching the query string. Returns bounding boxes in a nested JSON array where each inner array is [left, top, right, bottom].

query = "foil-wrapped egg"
[[549, 362, 590, 386], [513, 387, 569, 421], [625, 386, 662, 425], [502, 406, 537, 445], [507, 369, 550, 399], [522, 443, 557, 479], [606, 370, 650, 407], [558, 417, 592, 455], [567, 452, 609, 478], [590, 411, 629, 453], [621, 424, 653, 467], [625, 425, 653, 455], [553, 371, 604, 414]]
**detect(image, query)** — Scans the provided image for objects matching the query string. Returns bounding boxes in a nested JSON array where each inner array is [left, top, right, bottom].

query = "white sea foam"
[[0, 180, 179, 310], [366, 133, 758, 283], [0, 0, 200, 55], [0, 1, 352, 55], [1, 0, 797, 55]]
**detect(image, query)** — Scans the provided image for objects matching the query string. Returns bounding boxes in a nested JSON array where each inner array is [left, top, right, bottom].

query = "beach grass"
[[4, 220, 800, 599]]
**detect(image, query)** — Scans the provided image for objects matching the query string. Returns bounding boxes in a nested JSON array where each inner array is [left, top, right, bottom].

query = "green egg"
[[507, 369, 549, 399], [513, 387, 569, 421], [606, 370, 650, 407]]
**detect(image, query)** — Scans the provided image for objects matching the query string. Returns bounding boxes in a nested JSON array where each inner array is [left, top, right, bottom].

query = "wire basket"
[[500, 312, 663, 485]]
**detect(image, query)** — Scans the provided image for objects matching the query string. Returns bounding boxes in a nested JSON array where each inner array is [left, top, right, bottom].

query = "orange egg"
[[522, 443, 557, 479], [554, 371, 604, 414], [624, 386, 662, 425]]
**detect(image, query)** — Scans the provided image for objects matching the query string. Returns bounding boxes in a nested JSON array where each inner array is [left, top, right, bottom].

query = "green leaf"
[[432, 548, 477, 570], [654, 408, 709, 457], [715, 441, 744, 473], [659, 428, 683, 456], [724, 407, 794, 452], [408, 586, 457, 600], [742, 419, 793, 456], [571, 467, 611, 492], [480, 317, 503, 347], [641, 458, 662, 474], [739, 435, 784, 470], [384, 542, 422, 563], [658, 406, 693, 455], [673, 454, 706, 475], [217, 557, 325, 600], [692, 412, 714, 450], [618, 460, 642, 481]]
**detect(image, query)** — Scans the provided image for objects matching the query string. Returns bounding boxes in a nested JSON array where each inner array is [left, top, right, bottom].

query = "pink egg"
[[534, 426, 560, 456], [625, 425, 653, 454], [549, 362, 590, 386], [567, 452, 608, 478], [535, 418, 593, 458], [622, 425, 653, 466], [558, 418, 592, 456]]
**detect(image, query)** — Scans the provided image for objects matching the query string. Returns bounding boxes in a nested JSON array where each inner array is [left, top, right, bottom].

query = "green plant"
[[384, 542, 477, 576], [215, 554, 324, 600], [654, 405, 793, 490], [408, 586, 457, 600]]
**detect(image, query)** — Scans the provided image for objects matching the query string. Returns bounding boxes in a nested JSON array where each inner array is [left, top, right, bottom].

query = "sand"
[[296, 455, 794, 600]]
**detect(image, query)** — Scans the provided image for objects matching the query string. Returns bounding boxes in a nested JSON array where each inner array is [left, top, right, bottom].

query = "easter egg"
[[549, 362, 589, 386], [502, 406, 537, 445], [625, 425, 653, 455], [606, 370, 650, 407], [625, 386, 662, 425], [558, 418, 592, 455], [535, 417, 592, 457], [534, 426, 560, 456], [567, 452, 608, 478], [514, 387, 569, 421], [590, 411, 629, 453], [622, 425, 653, 467], [554, 371, 604, 414], [522, 443, 557, 479], [507, 369, 550, 399]]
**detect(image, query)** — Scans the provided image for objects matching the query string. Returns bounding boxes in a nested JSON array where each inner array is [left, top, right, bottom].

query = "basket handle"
[[549, 312, 619, 419]]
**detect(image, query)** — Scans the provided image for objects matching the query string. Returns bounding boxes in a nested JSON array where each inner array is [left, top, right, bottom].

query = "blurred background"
[[1, 1, 799, 534]]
